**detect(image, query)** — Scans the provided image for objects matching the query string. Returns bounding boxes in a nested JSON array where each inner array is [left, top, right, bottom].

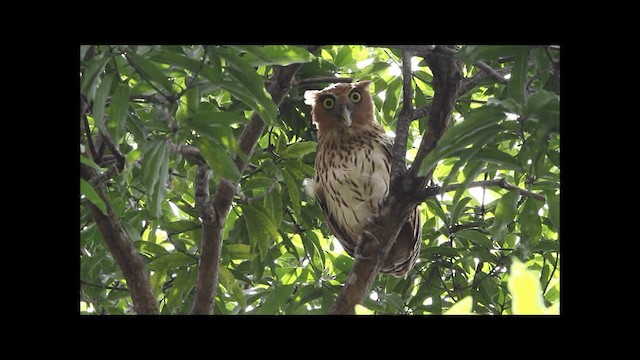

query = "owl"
[[304, 80, 421, 277]]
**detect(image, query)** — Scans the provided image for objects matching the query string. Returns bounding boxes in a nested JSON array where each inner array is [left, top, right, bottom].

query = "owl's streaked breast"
[[312, 125, 391, 253]]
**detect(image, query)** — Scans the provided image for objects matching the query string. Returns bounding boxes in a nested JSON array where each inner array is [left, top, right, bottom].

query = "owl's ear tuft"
[[304, 90, 320, 106], [355, 80, 372, 90]]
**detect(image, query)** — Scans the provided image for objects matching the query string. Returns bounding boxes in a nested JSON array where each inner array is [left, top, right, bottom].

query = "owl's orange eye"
[[322, 97, 335, 109], [349, 90, 362, 103]]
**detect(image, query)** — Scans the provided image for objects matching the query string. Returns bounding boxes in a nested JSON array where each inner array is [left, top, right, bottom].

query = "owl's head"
[[304, 80, 374, 134]]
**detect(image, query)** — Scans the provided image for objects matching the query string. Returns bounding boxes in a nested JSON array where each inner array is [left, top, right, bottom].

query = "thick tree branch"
[[80, 164, 158, 314], [293, 77, 353, 86], [408, 46, 462, 181], [329, 45, 462, 315], [190, 46, 319, 315], [390, 51, 414, 180]]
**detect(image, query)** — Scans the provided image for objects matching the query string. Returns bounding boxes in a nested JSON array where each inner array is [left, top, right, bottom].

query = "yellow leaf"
[[444, 296, 474, 315], [355, 304, 374, 315], [508, 259, 550, 315]]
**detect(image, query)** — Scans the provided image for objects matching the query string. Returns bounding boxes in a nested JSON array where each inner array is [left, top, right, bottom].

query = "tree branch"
[[474, 60, 508, 85], [167, 142, 206, 165], [390, 50, 414, 180], [80, 164, 158, 314], [408, 46, 462, 181], [417, 178, 546, 202], [189, 46, 319, 315], [329, 45, 462, 315]]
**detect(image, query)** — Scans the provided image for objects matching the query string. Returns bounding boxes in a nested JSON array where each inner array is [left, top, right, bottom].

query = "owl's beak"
[[340, 106, 352, 127]]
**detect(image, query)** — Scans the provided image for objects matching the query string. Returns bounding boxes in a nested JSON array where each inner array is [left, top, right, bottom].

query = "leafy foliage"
[[80, 45, 560, 315]]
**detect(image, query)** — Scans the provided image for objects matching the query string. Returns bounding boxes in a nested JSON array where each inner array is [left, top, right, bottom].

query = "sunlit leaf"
[[194, 137, 240, 181], [147, 252, 197, 271], [444, 296, 474, 315], [507, 46, 530, 104], [232, 45, 315, 66], [80, 178, 107, 215], [508, 258, 557, 314], [107, 82, 130, 142], [280, 141, 317, 159], [126, 52, 174, 92], [490, 190, 519, 244]]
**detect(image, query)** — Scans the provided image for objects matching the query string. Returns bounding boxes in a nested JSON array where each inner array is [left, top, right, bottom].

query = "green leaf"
[[281, 169, 301, 217], [456, 229, 492, 248], [422, 246, 461, 259], [508, 46, 531, 104], [474, 148, 524, 171], [141, 139, 170, 218], [545, 191, 560, 232], [264, 188, 283, 229], [426, 199, 448, 223], [81, 54, 110, 100], [334, 45, 354, 68], [243, 204, 280, 261], [107, 82, 130, 142], [92, 73, 114, 132], [232, 45, 315, 66], [214, 49, 278, 125], [80, 155, 104, 172], [126, 52, 174, 92], [226, 244, 255, 260], [304, 230, 326, 267], [193, 137, 240, 181], [135, 240, 170, 257], [417, 106, 505, 176], [383, 77, 402, 122], [257, 285, 294, 314], [451, 197, 473, 225], [218, 266, 247, 308], [525, 90, 559, 117], [152, 51, 201, 70], [185, 111, 249, 128], [534, 240, 559, 252], [162, 220, 199, 234], [459, 45, 525, 65], [520, 197, 543, 248], [280, 141, 317, 159], [490, 190, 519, 244], [147, 252, 197, 271], [80, 178, 107, 215]]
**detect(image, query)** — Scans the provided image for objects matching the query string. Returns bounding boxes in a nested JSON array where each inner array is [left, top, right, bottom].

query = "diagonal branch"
[[416, 178, 546, 203], [80, 164, 158, 314], [329, 45, 462, 315], [190, 46, 320, 315]]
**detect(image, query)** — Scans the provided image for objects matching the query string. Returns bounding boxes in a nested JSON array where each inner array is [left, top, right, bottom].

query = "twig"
[[418, 178, 546, 202], [167, 142, 206, 165], [474, 60, 508, 85], [294, 77, 353, 87]]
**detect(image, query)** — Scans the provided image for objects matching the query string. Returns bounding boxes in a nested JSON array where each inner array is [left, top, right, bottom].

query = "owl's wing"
[[315, 186, 357, 257]]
